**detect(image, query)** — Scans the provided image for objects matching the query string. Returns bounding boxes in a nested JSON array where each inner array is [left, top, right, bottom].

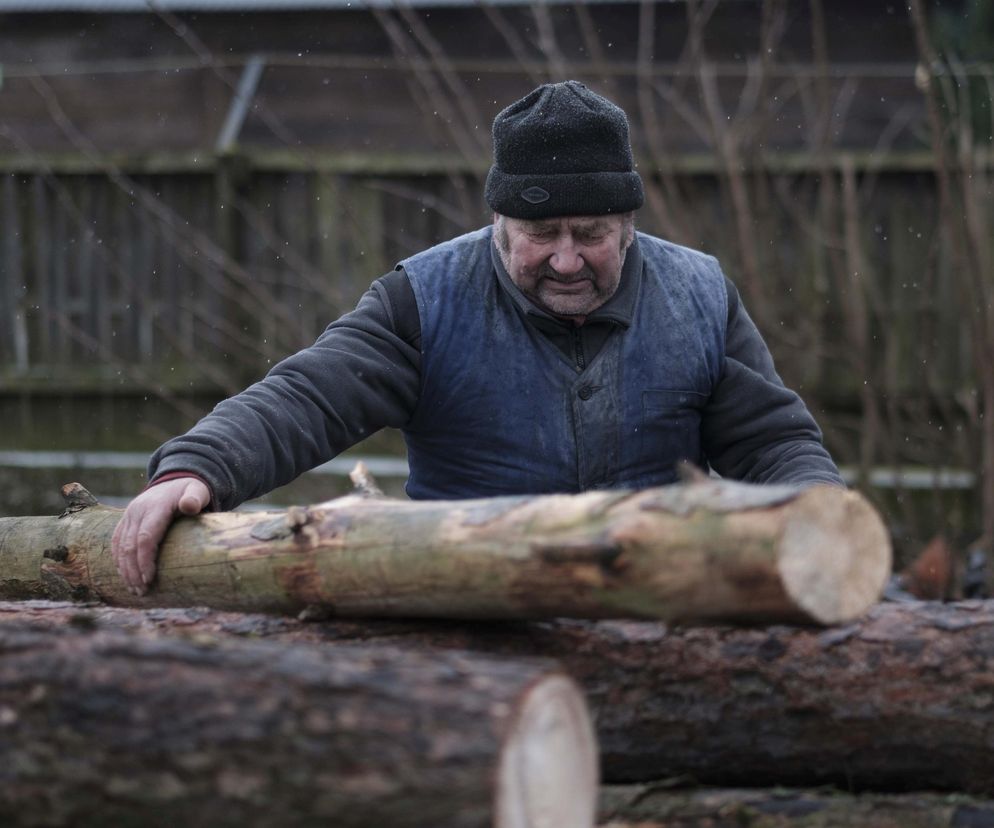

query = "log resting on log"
[[0, 612, 597, 828], [597, 785, 994, 828], [6, 599, 994, 795], [0, 478, 890, 625]]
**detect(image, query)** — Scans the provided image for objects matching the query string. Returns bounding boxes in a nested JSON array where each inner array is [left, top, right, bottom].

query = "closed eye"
[[528, 229, 558, 242], [575, 231, 608, 244]]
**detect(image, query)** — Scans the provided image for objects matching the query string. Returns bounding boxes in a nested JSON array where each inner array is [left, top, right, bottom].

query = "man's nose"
[[548, 238, 584, 274]]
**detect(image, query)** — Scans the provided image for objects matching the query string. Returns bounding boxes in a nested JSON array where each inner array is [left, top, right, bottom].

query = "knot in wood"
[[535, 542, 625, 572], [249, 508, 312, 542], [42, 546, 70, 563], [285, 507, 310, 532]]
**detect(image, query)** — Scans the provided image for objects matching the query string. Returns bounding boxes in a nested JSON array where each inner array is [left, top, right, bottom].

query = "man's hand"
[[111, 477, 210, 596]]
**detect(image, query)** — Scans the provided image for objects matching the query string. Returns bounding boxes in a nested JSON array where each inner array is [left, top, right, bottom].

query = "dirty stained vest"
[[401, 226, 727, 500]]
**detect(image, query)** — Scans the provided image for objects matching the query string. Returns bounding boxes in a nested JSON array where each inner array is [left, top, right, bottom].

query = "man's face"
[[494, 214, 634, 323]]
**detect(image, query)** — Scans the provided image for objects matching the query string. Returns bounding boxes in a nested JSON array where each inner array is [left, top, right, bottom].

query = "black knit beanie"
[[484, 80, 644, 219]]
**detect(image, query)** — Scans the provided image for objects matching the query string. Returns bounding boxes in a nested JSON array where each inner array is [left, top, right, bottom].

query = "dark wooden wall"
[[0, 2, 928, 158]]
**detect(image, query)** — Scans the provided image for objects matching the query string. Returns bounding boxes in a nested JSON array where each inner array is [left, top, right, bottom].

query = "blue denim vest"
[[401, 226, 727, 499]]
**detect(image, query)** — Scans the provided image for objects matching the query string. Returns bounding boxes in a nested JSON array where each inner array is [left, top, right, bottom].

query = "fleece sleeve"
[[701, 278, 845, 487], [147, 270, 422, 510]]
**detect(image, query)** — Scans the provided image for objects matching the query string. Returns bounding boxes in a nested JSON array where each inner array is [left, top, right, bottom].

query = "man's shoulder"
[[636, 232, 719, 269], [636, 232, 725, 294], [401, 226, 496, 311], [401, 226, 493, 271]]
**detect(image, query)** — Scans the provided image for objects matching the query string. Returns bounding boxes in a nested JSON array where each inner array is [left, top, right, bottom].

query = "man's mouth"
[[544, 278, 591, 292], [538, 264, 596, 293]]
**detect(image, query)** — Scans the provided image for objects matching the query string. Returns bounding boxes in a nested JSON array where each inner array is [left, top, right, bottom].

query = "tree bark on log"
[[0, 478, 890, 625], [6, 599, 994, 794], [0, 613, 597, 828], [597, 785, 994, 828]]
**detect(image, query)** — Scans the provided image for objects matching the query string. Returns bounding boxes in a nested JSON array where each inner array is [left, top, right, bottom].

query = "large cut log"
[[0, 612, 597, 828], [597, 785, 994, 828], [0, 477, 889, 625], [6, 599, 994, 794]]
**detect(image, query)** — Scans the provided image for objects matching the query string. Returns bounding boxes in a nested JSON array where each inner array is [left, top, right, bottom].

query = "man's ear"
[[624, 214, 636, 248]]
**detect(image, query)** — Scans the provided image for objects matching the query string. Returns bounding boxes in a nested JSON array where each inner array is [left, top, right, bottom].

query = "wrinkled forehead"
[[509, 215, 625, 235]]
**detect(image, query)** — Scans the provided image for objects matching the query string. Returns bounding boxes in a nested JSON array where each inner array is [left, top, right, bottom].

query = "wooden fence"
[[0, 164, 482, 394], [0, 155, 969, 395]]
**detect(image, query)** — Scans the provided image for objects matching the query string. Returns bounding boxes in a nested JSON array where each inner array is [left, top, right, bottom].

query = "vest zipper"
[[572, 328, 586, 371]]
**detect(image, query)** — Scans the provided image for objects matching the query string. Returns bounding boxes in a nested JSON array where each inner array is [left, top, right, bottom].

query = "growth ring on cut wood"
[[497, 674, 599, 828], [777, 486, 892, 624]]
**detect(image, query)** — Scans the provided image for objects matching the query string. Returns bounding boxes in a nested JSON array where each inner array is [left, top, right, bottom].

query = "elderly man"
[[112, 81, 843, 594]]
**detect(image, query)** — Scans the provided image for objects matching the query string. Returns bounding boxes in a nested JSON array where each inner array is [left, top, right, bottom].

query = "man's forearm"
[[703, 280, 843, 487], [148, 276, 421, 510]]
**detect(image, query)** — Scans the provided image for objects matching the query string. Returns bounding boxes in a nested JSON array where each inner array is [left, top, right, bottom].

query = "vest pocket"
[[640, 389, 706, 475]]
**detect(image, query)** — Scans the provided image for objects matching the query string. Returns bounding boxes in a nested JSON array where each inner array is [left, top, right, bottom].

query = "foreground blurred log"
[[598, 785, 994, 828], [6, 599, 994, 794], [0, 477, 889, 625], [0, 613, 596, 828]]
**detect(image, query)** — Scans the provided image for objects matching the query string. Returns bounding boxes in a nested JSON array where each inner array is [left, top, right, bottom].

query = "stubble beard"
[[530, 262, 606, 317]]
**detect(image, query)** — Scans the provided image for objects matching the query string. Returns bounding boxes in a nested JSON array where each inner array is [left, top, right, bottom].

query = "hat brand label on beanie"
[[520, 186, 550, 204]]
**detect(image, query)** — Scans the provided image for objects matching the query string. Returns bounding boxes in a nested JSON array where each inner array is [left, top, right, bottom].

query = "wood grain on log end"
[[778, 486, 892, 624], [497, 674, 598, 828]]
